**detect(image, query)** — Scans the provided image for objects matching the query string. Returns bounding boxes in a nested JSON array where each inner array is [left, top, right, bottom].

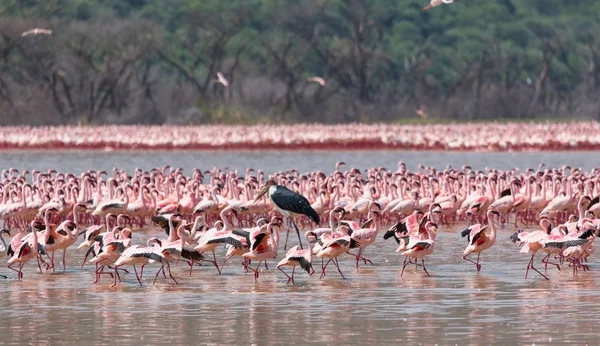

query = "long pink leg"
[[401, 256, 409, 277], [541, 253, 560, 272], [278, 266, 292, 284], [254, 261, 262, 282], [166, 262, 178, 284], [333, 258, 345, 279], [462, 253, 480, 271], [153, 265, 163, 285], [205, 252, 221, 275], [62, 250, 67, 272], [422, 259, 431, 276], [320, 259, 332, 279], [110, 266, 118, 287], [526, 253, 549, 280], [133, 265, 142, 287], [291, 266, 296, 285], [36, 255, 44, 274]]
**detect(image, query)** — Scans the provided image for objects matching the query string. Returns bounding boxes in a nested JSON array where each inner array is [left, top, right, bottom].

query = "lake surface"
[[1, 150, 600, 345], [0, 150, 599, 175]]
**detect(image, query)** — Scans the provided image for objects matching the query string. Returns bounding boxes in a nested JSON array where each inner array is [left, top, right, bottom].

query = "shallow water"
[[1, 150, 600, 345], [1, 226, 598, 345], [0, 150, 598, 175]]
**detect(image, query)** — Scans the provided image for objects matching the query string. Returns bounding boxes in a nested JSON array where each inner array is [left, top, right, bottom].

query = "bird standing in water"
[[254, 180, 320, 250]]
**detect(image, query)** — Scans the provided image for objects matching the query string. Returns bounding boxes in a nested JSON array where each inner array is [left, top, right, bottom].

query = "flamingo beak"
[[1, 229, 10, 236]]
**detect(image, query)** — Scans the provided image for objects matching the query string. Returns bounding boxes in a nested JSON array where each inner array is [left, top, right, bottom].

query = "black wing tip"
[[510, 230, 523, 243], [383, 229, 395, 240], [460, 228, 471, 238]]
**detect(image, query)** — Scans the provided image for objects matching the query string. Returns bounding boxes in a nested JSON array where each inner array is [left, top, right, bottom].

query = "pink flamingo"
[[461, 210, 500, 272], [113, 238, 165, 286], [242, 219, 282, 282], [277, 234, 315, 284], [400, 221, 438, 277], [7, 220, 45, 279]]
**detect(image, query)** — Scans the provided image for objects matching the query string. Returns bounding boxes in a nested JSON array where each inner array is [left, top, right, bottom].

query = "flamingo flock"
[[0, 161, 598, 285], [1, 122, 600, 151]]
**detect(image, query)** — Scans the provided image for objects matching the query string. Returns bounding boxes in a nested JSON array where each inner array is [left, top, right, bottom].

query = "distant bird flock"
[[0, 162, 598, 285], [0, 122, 599, 151]]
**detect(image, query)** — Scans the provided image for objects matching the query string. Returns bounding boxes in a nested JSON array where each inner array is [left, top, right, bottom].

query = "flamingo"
[[7, 220, 45, 279], [461, 210, 500, 272], [400, 221, 438, 277], [113, 238, 166, 286], [242, 218, 283, 282], [277, 233, 315, 284]]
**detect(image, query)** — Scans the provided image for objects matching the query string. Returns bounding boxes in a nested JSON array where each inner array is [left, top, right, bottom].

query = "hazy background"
[[1, 0, 599, 125]]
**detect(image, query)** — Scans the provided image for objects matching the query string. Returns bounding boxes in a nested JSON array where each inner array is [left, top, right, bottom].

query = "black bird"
[[254, 180, 320, 250]]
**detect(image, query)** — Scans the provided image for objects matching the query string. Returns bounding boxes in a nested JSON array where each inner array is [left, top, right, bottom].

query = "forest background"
[[0, 0, 598, 125]]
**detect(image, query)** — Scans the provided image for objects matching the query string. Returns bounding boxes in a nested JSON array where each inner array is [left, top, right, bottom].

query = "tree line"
[[1, 0, 599, 125]]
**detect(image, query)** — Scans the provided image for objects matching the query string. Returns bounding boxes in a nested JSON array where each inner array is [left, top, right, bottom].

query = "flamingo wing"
[[288, 256, 312, 273], [327, 238, 350, 248], [207, 236, 244, 249], [543, 238, 589, 249], [131, 252, 165, 263], [250, 233, 268, 251], [181, 248, 204, 261], [470, 226, 488, 246]]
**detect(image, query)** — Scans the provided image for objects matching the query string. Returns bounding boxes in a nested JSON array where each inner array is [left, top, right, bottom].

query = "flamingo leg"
[[166, 262, 178, 284], [333, 258, 345, 279], [109, 266, 118, 287], [36, 255, 44, 274], [51, 252, 56, 273], [541, 253, 561, 272], [320, 259, 332, 280], [526, 252, 549, 280], [140, 264, 147, 285], [133, 265, 143, 287], [61, 250, 67, 272], [401, 256, 409, 278], [153, 265, 163, 285], [278, 266, 292, 284], [291, 266, 296, 284], [421, 259, 431, 276]]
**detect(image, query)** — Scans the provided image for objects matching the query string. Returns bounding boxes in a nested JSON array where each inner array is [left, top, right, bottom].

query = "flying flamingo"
[[21, 28, 53, 36], [423, 0, 456, 11], [307, 77, 326, 86]]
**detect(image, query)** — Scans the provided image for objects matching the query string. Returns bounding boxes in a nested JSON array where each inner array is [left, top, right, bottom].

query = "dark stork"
[[254, 180, 320, 250]]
